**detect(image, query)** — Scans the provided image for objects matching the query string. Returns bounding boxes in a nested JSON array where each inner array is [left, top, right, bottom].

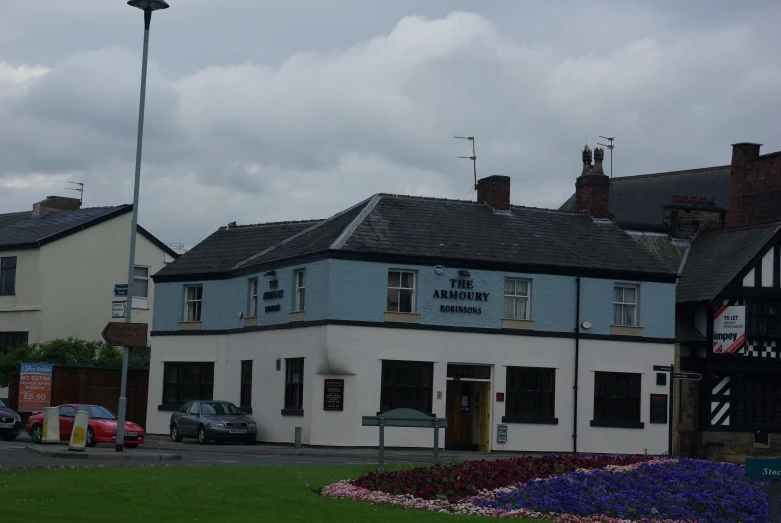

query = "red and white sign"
[[713, 305, 746, 354]]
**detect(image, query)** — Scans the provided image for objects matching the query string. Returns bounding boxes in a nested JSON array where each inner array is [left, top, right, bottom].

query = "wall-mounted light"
[[434, 265, 445, 275], [264, 270, 277, 277], [581, 321, 592, 330], [458, 269, 470, 277]]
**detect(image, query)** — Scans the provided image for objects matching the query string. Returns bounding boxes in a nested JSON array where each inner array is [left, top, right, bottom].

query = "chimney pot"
[[476, 175, 511, 211]]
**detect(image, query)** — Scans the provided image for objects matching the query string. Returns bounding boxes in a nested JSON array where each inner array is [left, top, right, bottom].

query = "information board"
[[18, 362, 53, 412], [323, 379, 344, 411]]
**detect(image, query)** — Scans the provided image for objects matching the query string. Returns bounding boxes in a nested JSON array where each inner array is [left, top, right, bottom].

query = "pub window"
[[248, 278, 258, 317], [162, 362, 214, 405], [184, 285, 203, 322], [735, 373, 781, 426], [0, 256, 16, 295], [747, 301, 780, 338], [503, 278, 531, 320], [294, 269, 306, 312], [504, 367, 556, 422], [387, 270, 416, 313], [0, 331, 28, 356], [380, 360, 433, 414], [613, 284, 638, 327], [592, 371, 642, 426], [240, 360, 253, 408], [284, 358, 304, 411]]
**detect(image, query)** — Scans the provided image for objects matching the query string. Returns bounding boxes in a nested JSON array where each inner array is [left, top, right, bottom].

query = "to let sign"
[[18, 362, 53, 412], [102, 322, 148, 347]]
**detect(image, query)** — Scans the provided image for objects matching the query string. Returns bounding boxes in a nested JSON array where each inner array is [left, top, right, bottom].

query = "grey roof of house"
[[0, 205, 179, 257], [626, 232, 689, 273], [677, 221, 781, 303], [559, 166, 731, 229], [156, 193, 678, 281]]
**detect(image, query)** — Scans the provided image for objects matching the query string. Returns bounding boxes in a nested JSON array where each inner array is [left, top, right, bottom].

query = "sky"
[[1, 1, 780, 248]]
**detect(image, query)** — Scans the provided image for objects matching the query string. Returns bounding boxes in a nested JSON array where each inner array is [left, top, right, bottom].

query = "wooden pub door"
[[446, 381, 490, 452]]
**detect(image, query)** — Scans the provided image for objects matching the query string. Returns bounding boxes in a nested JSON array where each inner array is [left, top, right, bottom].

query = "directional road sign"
[[114, 284, 129, 297], [102, 322, 148, 347], [673, 372, 702, 381], [653, 365, 673, 372]]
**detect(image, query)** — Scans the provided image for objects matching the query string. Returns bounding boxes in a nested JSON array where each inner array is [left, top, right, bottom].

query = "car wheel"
[[197, 425, 209, 445], [124, 443, 138, 449], [170, 424, 182, 442], [31, 424, 43, 444], [86, 428, 97, 448], [2, 434, 16, 442]]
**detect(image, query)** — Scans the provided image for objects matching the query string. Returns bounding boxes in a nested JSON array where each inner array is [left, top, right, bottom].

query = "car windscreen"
[[200, 402, 239, 416], [76, 406, 116, 420]]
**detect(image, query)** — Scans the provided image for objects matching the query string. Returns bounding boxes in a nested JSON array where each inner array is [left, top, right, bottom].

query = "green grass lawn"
[[0, 465, 551, 522]]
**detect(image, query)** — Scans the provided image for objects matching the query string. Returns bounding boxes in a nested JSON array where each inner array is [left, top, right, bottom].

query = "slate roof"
[[156, 193, 678, 281], [0, 206, 130, 250], [626, 232, 689, 273], [677, 221, 781, 303], [559, 166, 731, 229]]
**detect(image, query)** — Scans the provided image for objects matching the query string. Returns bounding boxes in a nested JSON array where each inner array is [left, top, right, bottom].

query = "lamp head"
[[128, 0, 169, 11]]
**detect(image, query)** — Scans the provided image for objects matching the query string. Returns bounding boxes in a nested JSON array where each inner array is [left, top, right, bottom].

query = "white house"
[[0, 196, 178, 400]]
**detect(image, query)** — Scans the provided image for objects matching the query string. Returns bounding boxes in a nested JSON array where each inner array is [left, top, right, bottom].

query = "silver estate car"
[[170, 400, 257, 445]]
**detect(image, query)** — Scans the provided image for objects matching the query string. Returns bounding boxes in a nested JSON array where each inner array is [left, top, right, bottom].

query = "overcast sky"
[[2, 1, 780, 248]]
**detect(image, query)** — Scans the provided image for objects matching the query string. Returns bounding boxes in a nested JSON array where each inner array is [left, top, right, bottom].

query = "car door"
[[59, 406, 76, 439], [182, 401, 201, 436]]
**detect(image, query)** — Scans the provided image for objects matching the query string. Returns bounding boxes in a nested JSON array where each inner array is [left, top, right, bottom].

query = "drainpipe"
[[573, 275, 581, 454]]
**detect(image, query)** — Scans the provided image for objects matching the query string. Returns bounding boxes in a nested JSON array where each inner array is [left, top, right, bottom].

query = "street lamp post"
[[116, 0, 169, 452]]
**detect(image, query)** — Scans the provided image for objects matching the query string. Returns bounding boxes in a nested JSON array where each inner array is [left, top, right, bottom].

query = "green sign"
[[745, 458, 781, 479]]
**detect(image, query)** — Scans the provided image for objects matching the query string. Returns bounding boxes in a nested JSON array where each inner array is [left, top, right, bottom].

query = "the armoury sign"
[[433, 278, 489, 315], [713, 305, 746, 354]]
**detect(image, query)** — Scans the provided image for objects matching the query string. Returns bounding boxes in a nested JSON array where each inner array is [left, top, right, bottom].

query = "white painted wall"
[[0, 248, 43, 340], [147, 324, 673, 455]]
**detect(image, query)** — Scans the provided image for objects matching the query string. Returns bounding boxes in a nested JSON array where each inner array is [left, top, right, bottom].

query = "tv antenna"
[[65, 181, 84, 204], [598, 136, 615, 178], [454, 136, 477, 196]]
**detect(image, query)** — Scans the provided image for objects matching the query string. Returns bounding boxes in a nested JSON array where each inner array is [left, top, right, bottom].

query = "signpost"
[[745, 458, 781, 522], [18, 362, 54, 412], [114, 284, 129, 297], [652, 364, 703, 455], [102, 322, 148, 348], [362, 409, 447, 471]]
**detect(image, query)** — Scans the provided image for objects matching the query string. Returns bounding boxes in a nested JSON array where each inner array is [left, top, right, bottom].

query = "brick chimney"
[[727, 142, 781, 228], [575, 146, 610, 219], [476, 175, 511, 211], [663, 196, 726, 239], [32, 196, 82, 217]]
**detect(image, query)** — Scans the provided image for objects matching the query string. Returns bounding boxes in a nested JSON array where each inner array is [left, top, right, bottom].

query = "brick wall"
[[575, 173, 610, 218], [476, 175, 511, 211], [728, 143, 781, 228]]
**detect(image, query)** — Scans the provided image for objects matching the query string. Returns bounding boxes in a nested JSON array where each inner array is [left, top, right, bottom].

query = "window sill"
[[281, 408, 304, 417], [178, 321, 202, 331], [611, 325, 643, 336], [289, 311, 305, 322], [131, 306, 150, 310], [384, 311, 421, 324], [502, 318, 534, 330], [243, 317, 258, 327], [502, 415, 558, 425], [158, 404, 182, 412], [590, 419, 645, 429]]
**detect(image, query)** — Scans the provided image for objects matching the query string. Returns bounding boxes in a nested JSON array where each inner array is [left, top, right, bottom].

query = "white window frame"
[[613, 283, 638, 327], [184, 285, 203, 322], [132, 265, 150, 310], [387, 270, 416, 313], [248, 278, 258, 318], [503, 278, 531, 320], [294, 269, 306, 312]]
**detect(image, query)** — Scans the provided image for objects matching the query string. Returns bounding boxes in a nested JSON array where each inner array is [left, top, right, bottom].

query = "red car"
[[25, 404, 145, 448]]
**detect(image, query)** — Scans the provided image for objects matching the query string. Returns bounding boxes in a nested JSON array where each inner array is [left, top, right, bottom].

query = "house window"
[[162, 362, 214, 405], [592, 371, 642, 427], [613, 284, 638, 326], [380, 360, 433, 413], [735, 373, 781, 426], [284, 358, 304, 412], [0, 256, 16, 295], [294, 270, 306, 312], [504, 278, 531, 320], [132, 266, 149, 309], [184, 285, 203, 322], [0, 331, 28, 356], [387, 270, 415, 313], [747, 300, 780, 338], [248, 278, 258, 317], [504, 367, 556, 423], [240, 360, 253, 408]]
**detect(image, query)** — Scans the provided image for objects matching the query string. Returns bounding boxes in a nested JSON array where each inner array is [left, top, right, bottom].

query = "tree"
[[0, 338, 150, 387]]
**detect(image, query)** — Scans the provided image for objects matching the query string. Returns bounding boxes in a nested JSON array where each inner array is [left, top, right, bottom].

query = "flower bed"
[[352, 454, 650, 500], [475, 459, 772, 523]]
